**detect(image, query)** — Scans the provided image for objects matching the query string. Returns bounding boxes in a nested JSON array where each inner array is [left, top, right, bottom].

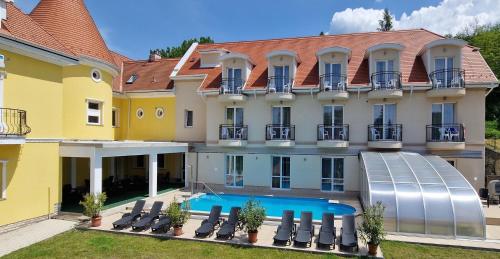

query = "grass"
[[5, 230, 500, 259]]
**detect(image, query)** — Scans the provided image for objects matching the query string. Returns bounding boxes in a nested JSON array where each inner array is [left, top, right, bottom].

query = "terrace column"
[[184, 152, 189, 188], [70, 157, 77, 189], [149, 153, 158, 197], [89, 154, 102, 195]]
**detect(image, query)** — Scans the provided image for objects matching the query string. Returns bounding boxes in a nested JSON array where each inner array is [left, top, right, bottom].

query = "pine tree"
[[151, 37, 215, 58], [377, 8, 393, 32]]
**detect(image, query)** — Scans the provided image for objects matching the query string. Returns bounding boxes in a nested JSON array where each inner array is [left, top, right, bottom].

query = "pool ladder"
[[192, 181, 223, 200]]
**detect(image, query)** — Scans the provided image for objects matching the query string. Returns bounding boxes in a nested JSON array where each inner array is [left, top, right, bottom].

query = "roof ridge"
[[124, 58, 181, 63], [199, 28, 428, 46]]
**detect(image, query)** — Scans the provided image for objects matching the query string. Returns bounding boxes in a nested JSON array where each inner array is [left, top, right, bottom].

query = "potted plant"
[[239, 199, 266, 243], [79, 192, 107, 227], [358, 201, 386, 256], [166, 199, 190, 236]]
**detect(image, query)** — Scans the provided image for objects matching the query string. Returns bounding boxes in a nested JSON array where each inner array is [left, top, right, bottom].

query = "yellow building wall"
[[2, 50, 63, 138], [62, 65, 114, 140], [112, 97, 129, 140], [0, 143, 60, 226]]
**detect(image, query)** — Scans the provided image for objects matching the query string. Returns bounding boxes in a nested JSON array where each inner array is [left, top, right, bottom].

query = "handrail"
[[219, 124, 248, 140], [368, 124, 403, 141], [193, 181, 223, 200], [319, 73, 347, 91], [219, 78, 244, 94], [426, 123, 465, 142], [370, 71, 402, 90], [266, 76, 294, 93], [265, 124, 295, 140], [0, 108, 31, 136], [317, 124, 349, 141], [429, 69, 465, 89]]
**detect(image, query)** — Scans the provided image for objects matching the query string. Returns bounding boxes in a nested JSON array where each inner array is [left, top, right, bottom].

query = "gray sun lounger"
[[273, 210, 295, 246], [151, 215, 171, 233], [339, 214, 358, 252], [112, 200, 146, 229], [131, 201, 163, 231], [293, 211, 314, 247], [216, 207, 241, 239], [317, 213, 336, 249], [195, 205, 222, 238]]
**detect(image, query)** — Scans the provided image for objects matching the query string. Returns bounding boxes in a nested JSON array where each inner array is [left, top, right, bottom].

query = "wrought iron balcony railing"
[[266, 76, 293, 93], [429, 69, 465, 89], [219, 78, 244, 95], [317, 124, 349, 141], [266, 124, 295, 140], [319, 73, 347, 92], [219, 124, 248, 140], [368, 124, 402, 141], [0, 108, 31, 136], [370, 71, 402, 90], [426, 124, 464, 142]]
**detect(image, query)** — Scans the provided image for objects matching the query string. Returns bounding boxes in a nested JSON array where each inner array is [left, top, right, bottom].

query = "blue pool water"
[[184, 193, 356, 220]]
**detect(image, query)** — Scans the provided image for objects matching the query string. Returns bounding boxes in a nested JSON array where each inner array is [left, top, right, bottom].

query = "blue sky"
[[17, 0, 498, 60]]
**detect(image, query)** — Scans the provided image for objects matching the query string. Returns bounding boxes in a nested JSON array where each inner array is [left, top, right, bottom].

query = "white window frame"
[[271, 155, 291, 190], [112, 107, 120, 128], [185, 110, 193, 128], [0, 161, 6, 200], [86, 99, 103, 126], [271, 106, 291, 125], [433, 56, 454, 86], [323, 105, 344, 125], [136, 108, 144, 119], [225, 154, 244, 188], [90, 68, 102, 83], [321, 157, 344, 193], [431, 102, 456, 124], [155, 107, 165, 119]]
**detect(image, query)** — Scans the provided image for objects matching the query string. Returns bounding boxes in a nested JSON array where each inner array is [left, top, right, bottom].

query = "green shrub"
[[358, 201, 386, 245], [239, 199, 266, 233], [79, 193, 107, 218]]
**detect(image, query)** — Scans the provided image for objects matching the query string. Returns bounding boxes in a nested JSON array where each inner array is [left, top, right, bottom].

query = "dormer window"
[[366, 43, 404, 90], [126, 74, 137, 84], [199, 49, 228, 68], [266, 50, 299, 94], [218, 52, 253, 96], [271, 65, 290, 92], [316, 47, 350, 92], [421, 39, 466, 89]]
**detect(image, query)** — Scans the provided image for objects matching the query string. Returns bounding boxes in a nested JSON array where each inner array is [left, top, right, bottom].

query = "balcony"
[[368, 124, 402, 149], [426, 124, 465, 150], [265, 77, 295, 102], [427, 69, 466, 98], [218, 124, 248, 147], [368, 71, 403, 99], [317, 124, 349, 148], [317, 74, 349, 101], [217, 78, 247, 103], [0, 108, 31, 144], [265, 124, 295, 147]]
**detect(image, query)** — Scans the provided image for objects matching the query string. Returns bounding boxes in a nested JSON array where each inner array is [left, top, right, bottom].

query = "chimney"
[[149, 51, 161, 62], [0, 0, 12, 28]]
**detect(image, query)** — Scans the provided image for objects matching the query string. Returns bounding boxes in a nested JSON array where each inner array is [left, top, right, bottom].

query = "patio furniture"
[[268, 127, 277, 140], [488, 180, 500, 205], [432, 77, 442, 88], [221, 127, 229, 139], [273, 210, 295, 246], [448, 127, 459, 141], [371, 128, 380, 141], [479, 188, 490, 208], [151, 215, 172, 233], [339, 214, 358, 252], [451, 76, 462, 88], [373, 81, 381, 89], [317, 213, 336, 250], [439, 127, 450, 141], [388, 78, 397, 88], [293, 211, 314, 247], [268, 82, 276, 93], [321, 127, 329, 140], [112, 200, 146, 229], [195, 205, 222, 238], [338, 129, 345, 140], [131, 201, 163, 231], [216, 207, 241, 239], [281, 127, 290, 140], [324, 83, 333, 91]]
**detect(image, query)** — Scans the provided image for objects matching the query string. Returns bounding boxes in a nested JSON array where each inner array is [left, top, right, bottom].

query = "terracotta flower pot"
[[91, 216, 102, 227], [173, 226, 183, 236], [368, 243, 378, 256], [247, 230, 258, 243]]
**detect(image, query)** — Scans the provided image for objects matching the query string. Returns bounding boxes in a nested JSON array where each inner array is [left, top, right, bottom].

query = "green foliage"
[[151, 37, 214, 58], [486, 120, 500, 138], [358, 201, 386, 245], [239, 199, 266, 232], [377, 8, 393, 31], [79, 193, 107, 218], [166, 199, 190, 227]]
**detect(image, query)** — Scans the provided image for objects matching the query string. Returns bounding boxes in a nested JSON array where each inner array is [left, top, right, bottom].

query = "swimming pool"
[[184, 193, 356, 220]]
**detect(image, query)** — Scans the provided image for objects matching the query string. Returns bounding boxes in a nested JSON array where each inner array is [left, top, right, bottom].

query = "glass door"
[[375, 60, 394, 87], [273, 66, 290, 92], [227, 68, 242, 92], [321, 158, 344, 192], [324, 63, 341, 87], [272, 156, 290, 189], [225, 155, 243, 187], [373, 104, 397, 140], [225, 107, 243, 139], [272, 107, 291, 139], [432, 103, 455, 140], [323, 106, 344, 140], [434, 57, 453, 87]]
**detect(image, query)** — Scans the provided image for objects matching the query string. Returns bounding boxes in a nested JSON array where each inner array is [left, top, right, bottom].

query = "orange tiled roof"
[[30, 0, 116, 66], [177, 29, 498, 90], [0, 3, 74, 57], [121, 58, 180, 92], [110, 51, 132, 91]]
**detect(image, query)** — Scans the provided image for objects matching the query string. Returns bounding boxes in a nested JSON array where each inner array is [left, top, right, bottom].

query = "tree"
[[151, 37, 214, 58], [377, 8, 393, 32], [319, 31, 325, 36]]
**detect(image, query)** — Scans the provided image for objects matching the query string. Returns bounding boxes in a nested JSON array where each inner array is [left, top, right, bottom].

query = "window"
[[227, 68, 242, 90], [155, 107, 165, 119], [126, 74, 137, 84], [134, 156, 145, 168], [87, 100, 102, 125], [434, 57, 454, 86], [185, 110, 193, 127], [272, 106, 291, 125], [91, 69, 102, 82], [324, 63, 342, 86], [272, 156, 290, 189], [373, 103, 397, 140], [432, 103, 455, 125], [375, 60, 395, 86], [323, 105, 344, 140], [225, 155, 243, 187], [136, 108, 144, 119], [321, 158, 344, 192], [112, 108, 119, 127], [158, 154, 165, 169], [273, 65, 290, 91], [0, 162, 6, 200]]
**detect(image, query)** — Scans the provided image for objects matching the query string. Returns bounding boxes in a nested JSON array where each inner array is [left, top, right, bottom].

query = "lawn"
[[4, 230, 500, 259]]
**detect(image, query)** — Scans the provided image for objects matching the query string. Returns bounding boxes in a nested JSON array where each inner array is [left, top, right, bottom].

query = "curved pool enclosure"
[[360, 152, 485, 238]]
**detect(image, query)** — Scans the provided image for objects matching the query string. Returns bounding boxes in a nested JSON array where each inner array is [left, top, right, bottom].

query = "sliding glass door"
[[321, 158, 344, 192], [272, 156, 290, 189], [225, 155, 243, 187]]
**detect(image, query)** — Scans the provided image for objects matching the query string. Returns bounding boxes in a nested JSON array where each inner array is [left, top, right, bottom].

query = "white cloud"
[[329, 0, 500, 35]]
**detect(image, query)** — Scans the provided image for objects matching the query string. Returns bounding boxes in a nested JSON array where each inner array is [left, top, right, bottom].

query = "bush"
[[358, 201, 386, 246], [239, 199, 266, 233], [79, 193, 107, 218], [166, 199, 190, 227], [486, 120, 500, 138]]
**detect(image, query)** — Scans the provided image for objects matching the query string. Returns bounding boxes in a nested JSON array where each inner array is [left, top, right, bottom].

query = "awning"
[[360, 152, 485, 238]]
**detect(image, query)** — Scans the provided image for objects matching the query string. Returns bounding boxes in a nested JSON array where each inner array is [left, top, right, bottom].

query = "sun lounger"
[[317, 213, 336, 249], [131, 201, 163, 231], [273, 210, 295, 246], [151, 215, 172, 233], [293, 211, 314, 247], [216, 207, 241, 239], [112, 200, 146, 229], [339, 214, 358, 252], [195, 205, 222, 238]]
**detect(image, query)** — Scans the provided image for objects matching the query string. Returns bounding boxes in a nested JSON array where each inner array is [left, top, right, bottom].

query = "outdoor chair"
[[339, 214, 358, 252], [195, 205, 222, 238], [268, 127, 277, 140], [151, 215, 172, 233], [131, 201, 163, 231], [112, 200, 146, 229], [293, 211, 314, 247], [273, 210, 295, 246], [317, 213, 336, 250], [281, 127, 290, 140], [371, 128, 380, 141], [216, 207, 241, 239]]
